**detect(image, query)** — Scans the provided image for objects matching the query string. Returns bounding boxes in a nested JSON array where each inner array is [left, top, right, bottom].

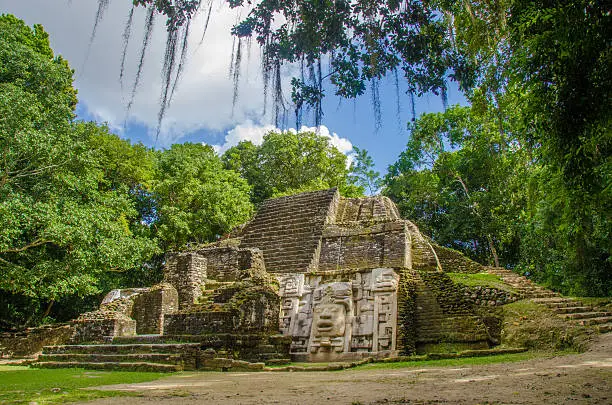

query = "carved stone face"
[[311, 283, 351, 338], [313, 301, 346, 337]]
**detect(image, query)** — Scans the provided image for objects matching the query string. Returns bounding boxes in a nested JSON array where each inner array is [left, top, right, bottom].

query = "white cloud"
[[294, 125, 354, 155], [213, 123, 354, 166], [1, 0, 360, 162], [0, 0, 287, 146], [211, 120, 276, 154]]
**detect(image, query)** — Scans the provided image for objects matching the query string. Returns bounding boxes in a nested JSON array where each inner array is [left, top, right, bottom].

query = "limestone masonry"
[[32, 188, 582, 370], [62, 188, 501, 363]]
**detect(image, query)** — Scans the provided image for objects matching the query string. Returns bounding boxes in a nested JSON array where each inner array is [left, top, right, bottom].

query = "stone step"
[[257, 204, 328, 216], [264, 358, 291, 365], [527, 293, 559, 298], [256, 344, 277, 353], [532, 297, 578, 305], [243, 228, 319, 241], [264, 254, 316, 265], [553, 306, 593, 314], [257, 352, 287, 361], [415, 334, 487, 343], [577, 317, 612, 326], [597, 323, 612, 333], [259, 237, 317, 251], [245, 237, 317, 255], [250, 205, 329, 221], [242, 220, 321, 235], [38, 353, 183, 364], [243, 235, 320, 248], [561, 312, 612, 320], [264, 253, 317, 264], [244, 218, 321, 233], [31, 361, 182, 372], [260, 192, 333, 207], [542, 301, 584, 308], [43, 343, 201, 355]]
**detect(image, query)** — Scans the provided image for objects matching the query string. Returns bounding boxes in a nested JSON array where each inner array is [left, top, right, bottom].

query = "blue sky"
[[2, 0, 467, 176]]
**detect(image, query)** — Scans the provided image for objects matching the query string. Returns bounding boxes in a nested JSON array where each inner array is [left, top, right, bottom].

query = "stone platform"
[[30, 188, 606, 371]]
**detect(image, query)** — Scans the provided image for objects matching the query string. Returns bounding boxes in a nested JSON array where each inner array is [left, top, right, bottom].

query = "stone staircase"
[[486, 268, 559, 299], [486, 268, 612, 333], [532, 297, 612, 333], [31, 343, 201, 372], [113, 334, 292, 365], [240, 188, 337, 273]]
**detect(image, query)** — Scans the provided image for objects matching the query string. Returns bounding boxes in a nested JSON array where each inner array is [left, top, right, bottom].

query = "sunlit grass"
[[0, 366, 167, 404], [355, 350, 574, 370], [447, 272, 517, 292]]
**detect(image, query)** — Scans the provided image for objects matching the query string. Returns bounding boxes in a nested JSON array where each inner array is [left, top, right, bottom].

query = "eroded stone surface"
[[276, 268, 400, 361], [55, 188, 497, 367]]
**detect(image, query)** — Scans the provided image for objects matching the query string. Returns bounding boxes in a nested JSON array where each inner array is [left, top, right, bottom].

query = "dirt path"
[[86, 334, 611, 405]]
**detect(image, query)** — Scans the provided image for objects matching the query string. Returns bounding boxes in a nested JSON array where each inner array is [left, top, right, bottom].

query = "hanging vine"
[[119, 4, 135, 90], [82, 0, 110, 71], [125, 4, 156, 118], [89, 0, 476, 137]]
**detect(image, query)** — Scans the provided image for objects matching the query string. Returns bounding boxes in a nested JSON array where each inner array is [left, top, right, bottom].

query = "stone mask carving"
[[312, 283, 352, 339]]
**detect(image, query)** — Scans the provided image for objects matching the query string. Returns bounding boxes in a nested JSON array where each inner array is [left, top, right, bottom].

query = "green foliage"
[[505, 1, 611, 296], [153, 143, 253, 250], [501, 300, 593, 352], [0, 15, 159, 329], [222, 131, 364, 204], [0, 366, 166, 404], [349, 146, 382, 195], [384, 93, 610, 295], [131, 1, 474, 126], [384, 104, 525, 266]]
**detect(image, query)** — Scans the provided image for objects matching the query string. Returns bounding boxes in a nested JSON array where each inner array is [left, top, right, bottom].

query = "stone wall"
[[412, 271, 490, 353], [335, 196, 400, 223], [164, 252, 207, 309], [433, 244, 485, 273], [164, 286, 280, 335], [131, 284, 179, 334], [196, 246, 265, 282], [396, 270, 418, 355], [418, 272, 475, 315], [318, 222, 409, 271], [460, 285, 520, 307], [71, 312, 136, 344], [0, 324, 74, 357], [405, 222, 440, 270]]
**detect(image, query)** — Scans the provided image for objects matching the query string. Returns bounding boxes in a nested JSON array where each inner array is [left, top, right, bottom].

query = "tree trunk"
[[486, 234, 500, 268]]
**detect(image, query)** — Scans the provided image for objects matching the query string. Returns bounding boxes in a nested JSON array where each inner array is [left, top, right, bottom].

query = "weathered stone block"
[[131, 283, 179, 334]]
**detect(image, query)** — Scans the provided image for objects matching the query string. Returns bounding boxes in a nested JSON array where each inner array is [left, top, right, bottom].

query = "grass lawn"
[[355, 350, 570, 370], [447, 272, 517, 293], [0, 366, 168, 404]]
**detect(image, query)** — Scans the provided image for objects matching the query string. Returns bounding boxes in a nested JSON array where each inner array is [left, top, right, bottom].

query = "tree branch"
[[1, 239, 53, 254]]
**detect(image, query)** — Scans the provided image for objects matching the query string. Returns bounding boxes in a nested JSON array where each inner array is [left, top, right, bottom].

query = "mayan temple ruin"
[[27, 188, 606, 371]]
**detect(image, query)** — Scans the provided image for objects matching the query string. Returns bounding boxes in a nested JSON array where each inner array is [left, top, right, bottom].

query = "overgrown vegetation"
[[0, 15, 374, 330], [501, 300, 594, 352], [0, 366, 166, 404], [357, 351, 551, 371], [447, 273, 515, 293], [103, 1, 609, 296]]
